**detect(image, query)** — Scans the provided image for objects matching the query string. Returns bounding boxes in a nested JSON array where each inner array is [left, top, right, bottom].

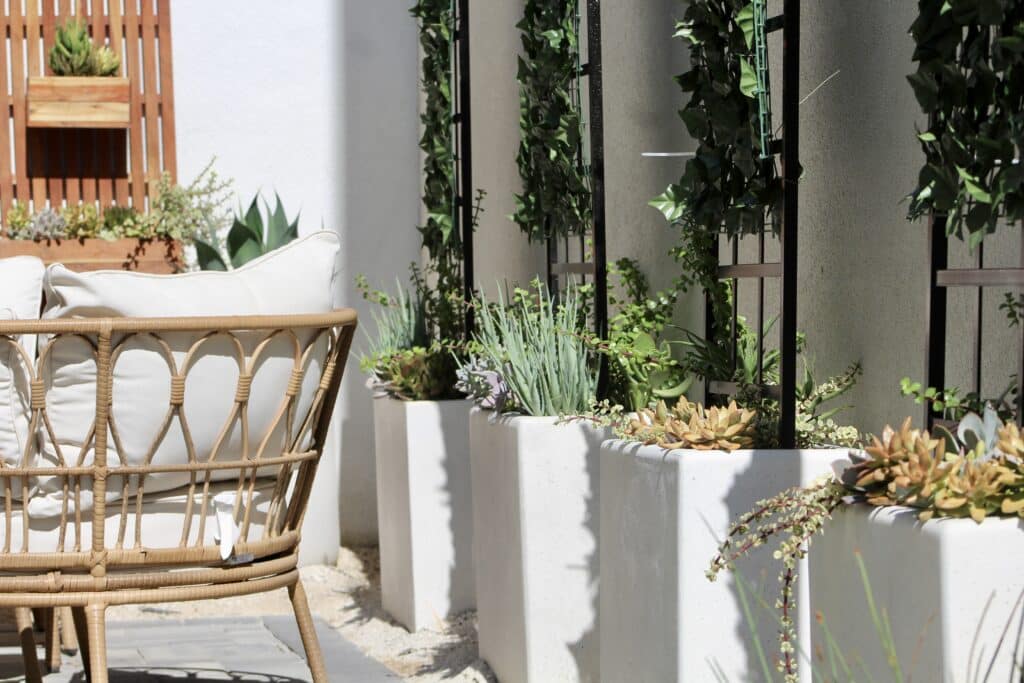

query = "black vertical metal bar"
[[1018, 227, 1023, 425], [925, 214, 949, 429], [757, 231, 765, 385], [587, 0, 608, 396], [546, 233, 558, 296], [457, 0, 474, 337], [974, 242, 984, 395], [730, 237, 739, 377], [778, 0, 799, 449]]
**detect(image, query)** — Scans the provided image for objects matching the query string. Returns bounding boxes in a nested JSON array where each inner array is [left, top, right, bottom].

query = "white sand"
[[107, 546, 495, 682]]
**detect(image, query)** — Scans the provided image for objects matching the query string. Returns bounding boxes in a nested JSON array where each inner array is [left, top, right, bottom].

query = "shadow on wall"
[[333, 1, 422, 546]]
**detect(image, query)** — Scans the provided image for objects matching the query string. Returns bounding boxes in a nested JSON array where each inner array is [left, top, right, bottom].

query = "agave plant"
[[194, 193, 298, 270], [92, 45, 120, 76]]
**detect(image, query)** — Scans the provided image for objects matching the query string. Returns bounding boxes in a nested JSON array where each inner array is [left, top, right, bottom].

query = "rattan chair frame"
[[0, 309, 357, 683]]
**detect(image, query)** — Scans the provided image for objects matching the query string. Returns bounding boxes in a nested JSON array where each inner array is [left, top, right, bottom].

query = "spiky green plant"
[[473, 281, 598, 417], [194, 193, 298, 270], [92, 46, 120, 76], [49, 20, 95, 76]]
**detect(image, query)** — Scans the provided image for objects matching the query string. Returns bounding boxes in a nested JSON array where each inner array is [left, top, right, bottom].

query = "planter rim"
[[845, 501, 1024, 529], [373, 395, 473, 406], [602, 438, 849, 459]]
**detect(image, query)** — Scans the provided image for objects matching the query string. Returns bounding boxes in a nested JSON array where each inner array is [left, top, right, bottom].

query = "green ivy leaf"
[[739, 58, 758, 98], [736, 4, 755, 49]]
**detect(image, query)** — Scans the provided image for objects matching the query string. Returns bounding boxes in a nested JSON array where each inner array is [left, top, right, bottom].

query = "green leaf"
[[736, 4, 755, 49], [739, 58, 758, 98], [227, 218, 264, 268], [194, 239, 228, 271], [957, 167, 993, 204], [649, 185, 687, 223], [917, 131, 937, 142], [265, 193, 298, 251]]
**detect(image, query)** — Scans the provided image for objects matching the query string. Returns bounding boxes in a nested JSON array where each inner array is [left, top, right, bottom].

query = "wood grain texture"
[[0, 237, 181, 273], [0, 0, 176, 224]]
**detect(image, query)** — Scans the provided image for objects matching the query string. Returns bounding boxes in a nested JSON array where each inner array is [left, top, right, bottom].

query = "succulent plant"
[[49, 20, 96, 76], [194, 193, 298, 270], [101, 205, 150, 239], [61, 203, 100, 239], [624, 397, 757, 452], [4, 201, 32, 240], [92, 45, 120, 76], [29, 208, 67, 240], [998, 421, 1024, 459], [455, 354, 512, 411]]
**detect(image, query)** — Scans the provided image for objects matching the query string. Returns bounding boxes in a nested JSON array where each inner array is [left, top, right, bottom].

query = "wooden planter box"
[[0, 238, 181, 273], [27, 77, 130, 129]]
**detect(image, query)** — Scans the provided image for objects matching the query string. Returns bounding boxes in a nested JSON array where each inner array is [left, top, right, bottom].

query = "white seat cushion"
[[0, 478, 274, 553], [31, 232, 340, 517], [0, 256, 45, 470]]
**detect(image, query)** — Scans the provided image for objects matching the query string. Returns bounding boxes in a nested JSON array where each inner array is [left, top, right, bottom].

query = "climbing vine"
[[651, 0, 781, 329], [907, 0, 1024, 247], [410, 0, 463, 344], [514, 0, 592, 243]]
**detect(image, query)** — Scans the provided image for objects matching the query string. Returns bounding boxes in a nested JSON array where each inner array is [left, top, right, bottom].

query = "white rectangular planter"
[[469, 408, 608, 683], [811, 505, 1024, 682], [599, 440, 837, 683], [374, 397, 475, 631]]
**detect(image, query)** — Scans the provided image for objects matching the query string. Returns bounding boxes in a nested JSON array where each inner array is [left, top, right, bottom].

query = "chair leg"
[[42, 606, 62, 672], [83, 604, 108, 683], [61, 606, 79, 655], [288, 579, 328, 683], [72, 606, 93, 683], [15, 608, 43, 683]]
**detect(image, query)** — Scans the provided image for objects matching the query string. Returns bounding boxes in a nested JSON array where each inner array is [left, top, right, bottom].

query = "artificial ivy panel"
[[907, 0, 1024, 246], [514, 0, 591, 243]]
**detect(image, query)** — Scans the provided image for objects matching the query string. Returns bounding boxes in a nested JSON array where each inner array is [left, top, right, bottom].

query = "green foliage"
[[3, 201, 32, 239], [595, 259, 691, 412], [900, 376, 1017, 423], [906, 1, 1024, 247], [473, 281, 598, 416], [1001, 291, 1024, 327], [49, 20, 120, 77], [195, 192, 297, 271], [513, 0, 591, 242], [60, 203, 100, 239], [653, 0, 781, 325]]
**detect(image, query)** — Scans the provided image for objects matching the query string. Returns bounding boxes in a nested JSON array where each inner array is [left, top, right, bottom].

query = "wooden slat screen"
[[0, 0, 176, 220]]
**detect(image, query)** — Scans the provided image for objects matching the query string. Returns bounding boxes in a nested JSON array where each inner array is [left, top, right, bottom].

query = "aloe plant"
[[195, 193, 298, 270]]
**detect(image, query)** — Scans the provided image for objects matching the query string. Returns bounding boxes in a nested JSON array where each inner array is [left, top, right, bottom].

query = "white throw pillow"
[[32, 231, 340, 517], [0, 256, 45, 472]]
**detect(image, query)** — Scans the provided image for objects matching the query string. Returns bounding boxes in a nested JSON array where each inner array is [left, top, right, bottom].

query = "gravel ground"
[[107, 546, 495, 682]]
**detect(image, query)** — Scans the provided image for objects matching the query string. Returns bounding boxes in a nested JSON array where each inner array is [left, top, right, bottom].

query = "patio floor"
[[0, 616, 398, 682]]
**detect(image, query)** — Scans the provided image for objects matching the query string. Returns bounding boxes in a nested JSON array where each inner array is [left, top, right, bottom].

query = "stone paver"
[[0, 617, 398, 682]]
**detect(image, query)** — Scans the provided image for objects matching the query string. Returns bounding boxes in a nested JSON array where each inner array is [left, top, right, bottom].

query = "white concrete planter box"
[[373, 397, 475, 631], [469, 408, 608, 683], [599, 440, 837, 683], [811, 504, 1024, 681]]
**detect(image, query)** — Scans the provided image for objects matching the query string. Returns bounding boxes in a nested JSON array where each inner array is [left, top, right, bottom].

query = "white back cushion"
[[0, 256, 45, 471], [33, 232, 340, 516]]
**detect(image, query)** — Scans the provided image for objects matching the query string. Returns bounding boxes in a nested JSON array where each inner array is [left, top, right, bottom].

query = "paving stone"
[[0, 616, 396, 682]]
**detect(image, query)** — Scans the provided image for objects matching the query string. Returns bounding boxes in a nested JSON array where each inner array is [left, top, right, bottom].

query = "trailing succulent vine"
[[708, 408, 1024, 681], [514, 0, 591, 242], [651, 0, 782, 326], [906, 0, 1024, 247]]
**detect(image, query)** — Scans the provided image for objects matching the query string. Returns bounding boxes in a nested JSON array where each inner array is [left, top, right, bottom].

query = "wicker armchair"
[[0, 310, 356, 683]]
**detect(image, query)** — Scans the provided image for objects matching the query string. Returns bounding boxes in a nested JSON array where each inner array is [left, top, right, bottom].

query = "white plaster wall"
[[171, 1, 421, 558]]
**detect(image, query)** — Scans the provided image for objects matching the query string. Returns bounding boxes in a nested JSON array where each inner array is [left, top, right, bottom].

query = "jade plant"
[[707, 406, 1024, 681], [49, 20, 120, 77]]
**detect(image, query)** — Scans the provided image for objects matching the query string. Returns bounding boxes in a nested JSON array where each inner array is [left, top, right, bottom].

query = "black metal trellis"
[[925, 216, 1024, 429], [545, 0, 608, 352], [453, 0, 474, 336], [704, 0, 800, 448]]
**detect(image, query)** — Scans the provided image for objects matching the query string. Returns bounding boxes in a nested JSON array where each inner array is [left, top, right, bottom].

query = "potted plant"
[[0, 161, 232, 273], [28, 20, 129, 129], [711, 409, 1024, 681], [459, 282, 604, 683]]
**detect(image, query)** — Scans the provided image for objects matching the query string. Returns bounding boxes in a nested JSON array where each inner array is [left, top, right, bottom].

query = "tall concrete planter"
[[469, 408, 608, 683], [599, 440, 837, 683], [811, 504, 1024, 681], [373, 397, 475, 631]]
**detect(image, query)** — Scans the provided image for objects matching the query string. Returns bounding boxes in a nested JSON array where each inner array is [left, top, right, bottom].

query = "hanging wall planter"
[[27, 77, 130, 129], [373, 397, 475, 631], [470, 408, 607, 683], [599, 441, 835, 683]]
